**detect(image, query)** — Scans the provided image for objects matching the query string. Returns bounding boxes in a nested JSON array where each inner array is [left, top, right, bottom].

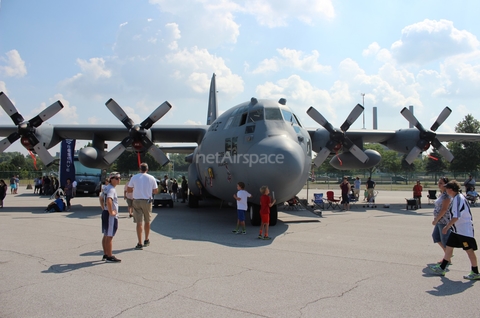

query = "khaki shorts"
[[132, 199, 152, 223], [126, 198, 133, 208]]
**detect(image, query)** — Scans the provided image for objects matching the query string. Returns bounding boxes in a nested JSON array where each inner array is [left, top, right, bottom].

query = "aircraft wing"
[[52, 125, 208, 144], [307, 128, 480, 144]]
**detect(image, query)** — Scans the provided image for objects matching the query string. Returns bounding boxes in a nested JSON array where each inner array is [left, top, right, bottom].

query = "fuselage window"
[[245, 125, 255, 134], [265, 107, 283, 120]]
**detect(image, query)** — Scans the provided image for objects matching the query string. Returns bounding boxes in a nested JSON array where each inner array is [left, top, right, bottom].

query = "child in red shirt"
[[259, 186, 276, 240]]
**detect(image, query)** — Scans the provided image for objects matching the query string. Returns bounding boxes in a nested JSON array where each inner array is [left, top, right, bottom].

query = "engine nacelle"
[[330, 149, 381, 170], [78, 147, 110, 169], [311, 129, 330, 152], [383, 129, 421, 153]]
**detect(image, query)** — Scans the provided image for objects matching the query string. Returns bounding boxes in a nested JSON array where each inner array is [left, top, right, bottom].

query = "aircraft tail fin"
[[206, 73, 218, 125]]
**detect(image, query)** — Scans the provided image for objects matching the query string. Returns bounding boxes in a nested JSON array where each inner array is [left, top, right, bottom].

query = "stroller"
[[363, 189, 378, 208]]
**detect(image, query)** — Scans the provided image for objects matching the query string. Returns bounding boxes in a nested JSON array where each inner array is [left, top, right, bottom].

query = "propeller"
[[307, 104, 369, 167], [400, 106, 454, 164], [0, 92, 63, 166], [103, 98, 172, 165]]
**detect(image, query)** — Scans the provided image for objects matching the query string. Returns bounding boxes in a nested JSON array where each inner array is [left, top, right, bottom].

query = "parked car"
[[391, 176, 407, 183], [76, 175, 101, 196], [153, 178, 174, 208]]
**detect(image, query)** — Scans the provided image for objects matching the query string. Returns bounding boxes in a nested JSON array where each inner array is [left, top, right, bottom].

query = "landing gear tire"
[[188, 193, 199, 208], [249, 204, 261, 226]]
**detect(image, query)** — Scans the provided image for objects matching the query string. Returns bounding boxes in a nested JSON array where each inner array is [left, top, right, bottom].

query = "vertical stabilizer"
[[207, 73, 218, 125]]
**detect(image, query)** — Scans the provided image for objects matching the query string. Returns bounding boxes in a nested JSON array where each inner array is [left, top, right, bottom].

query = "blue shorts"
[[432, 223, 451, 248], [101, 210, 118, 237], [237, 209, 246, 222]]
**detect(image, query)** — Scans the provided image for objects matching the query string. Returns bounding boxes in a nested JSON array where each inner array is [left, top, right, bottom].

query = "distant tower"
[[373, 107, 378, 130], [408, 106, 414, 128]]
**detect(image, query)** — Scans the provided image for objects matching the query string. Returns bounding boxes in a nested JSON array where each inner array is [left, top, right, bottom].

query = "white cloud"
[[0, 81, 6, 94], [77, 58, 112, 79], [0, 50, 27, 77], [244, 0, 335, 27], [362, 42, 380, 57], [391, 19, 480, 65], [253, 48, 331, 74], [184, 119, 202, 125]]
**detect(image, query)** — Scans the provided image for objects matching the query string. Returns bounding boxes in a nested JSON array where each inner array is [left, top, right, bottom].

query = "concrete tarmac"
[[1, 188, 479, 317]]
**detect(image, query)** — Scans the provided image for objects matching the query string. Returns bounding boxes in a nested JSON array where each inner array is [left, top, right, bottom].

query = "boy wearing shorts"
[[258, 186, 276, 240], [233, 182, 251, 234], [101, 172, 121, 263]]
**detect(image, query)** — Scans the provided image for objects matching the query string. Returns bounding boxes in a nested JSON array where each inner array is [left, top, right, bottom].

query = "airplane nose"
[[247, 136, 305, 200]]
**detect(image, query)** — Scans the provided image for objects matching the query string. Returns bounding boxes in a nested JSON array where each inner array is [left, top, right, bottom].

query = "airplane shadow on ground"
[[422, 266, 476, 296], [149, 200, 293, 248]]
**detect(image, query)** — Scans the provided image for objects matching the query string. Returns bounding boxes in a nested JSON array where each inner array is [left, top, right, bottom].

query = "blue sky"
[[2, 0, 480, 155]]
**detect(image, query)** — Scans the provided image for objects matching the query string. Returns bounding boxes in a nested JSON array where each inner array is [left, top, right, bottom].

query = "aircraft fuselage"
[[191, 98, 311, 206]]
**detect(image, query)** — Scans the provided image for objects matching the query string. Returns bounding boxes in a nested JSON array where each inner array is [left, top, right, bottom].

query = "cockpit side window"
[[265, 107, 283, 120], [281, 109, 297, 125], [293, 113, 302, 127], [248, 108, 263, 122]]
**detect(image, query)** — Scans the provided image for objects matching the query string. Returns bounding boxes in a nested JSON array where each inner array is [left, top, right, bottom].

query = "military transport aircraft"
[[1, 74, 480, 225]]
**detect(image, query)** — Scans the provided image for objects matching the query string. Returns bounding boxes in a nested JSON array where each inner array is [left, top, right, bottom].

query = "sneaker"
[[263, 236, 271, 240], [106, 256, 121, 263], [463, 271, 480, 280], [257, 235, 263, 239], [102, 254, 107, 261], [135, 243, 143, 250], [144, 239, 150, 247], [232, 229, 239, 233], [242, 230, 246, 235], [429, 264, 446, 276]]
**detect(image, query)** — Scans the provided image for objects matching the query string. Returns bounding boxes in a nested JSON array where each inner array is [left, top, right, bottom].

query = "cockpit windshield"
[[265, 107, 302, 126], [265, 108, 283, 120]]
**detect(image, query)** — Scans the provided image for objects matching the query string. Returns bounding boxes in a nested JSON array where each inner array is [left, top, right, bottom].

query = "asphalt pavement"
[[0, 188, 479, 317]]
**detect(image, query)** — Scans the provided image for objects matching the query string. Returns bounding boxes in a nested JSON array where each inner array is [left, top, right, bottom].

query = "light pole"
[[361, 93, 365, 129]]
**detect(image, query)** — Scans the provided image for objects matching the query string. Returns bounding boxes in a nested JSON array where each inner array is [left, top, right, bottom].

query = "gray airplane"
[[1, 74, 480, 225]]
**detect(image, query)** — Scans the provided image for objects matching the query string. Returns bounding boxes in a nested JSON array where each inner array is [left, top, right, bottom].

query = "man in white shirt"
[[127, 163, 158, 250]]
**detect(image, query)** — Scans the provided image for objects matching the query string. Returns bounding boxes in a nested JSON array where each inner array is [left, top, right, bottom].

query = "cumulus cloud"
[[391, 19, 480, 65], [0, 50, 27, 77], [253, 48, 331, 74], [244, 0, 335, 27]]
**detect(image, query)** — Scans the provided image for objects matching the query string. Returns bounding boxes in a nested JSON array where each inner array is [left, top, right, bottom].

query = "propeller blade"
[[140, 101, 172, 130], [29, 101, 64, 128], [147, 145, 170, 166], [430, 107, 452, 131], [33, 143, 55, 166], [103, 137, 133, 165], [0, 91, 24, 125], [105, 98, 135, 129], [340, 104, 364, 132], [0, 132, 21, 153], [400, 107, 425, 131], [404, 146, 423, 165], [432, 138, 455, 162], [307, 106, 328, 128], [343, 138, 369, 163], [313, 147, 331, 167]]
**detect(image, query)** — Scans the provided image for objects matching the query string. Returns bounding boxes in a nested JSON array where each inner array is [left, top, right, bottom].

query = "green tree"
[[448, 114, 480, 175]]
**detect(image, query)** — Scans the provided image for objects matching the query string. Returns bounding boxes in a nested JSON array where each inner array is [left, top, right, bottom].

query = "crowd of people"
[[4, 168, 479, 280]]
